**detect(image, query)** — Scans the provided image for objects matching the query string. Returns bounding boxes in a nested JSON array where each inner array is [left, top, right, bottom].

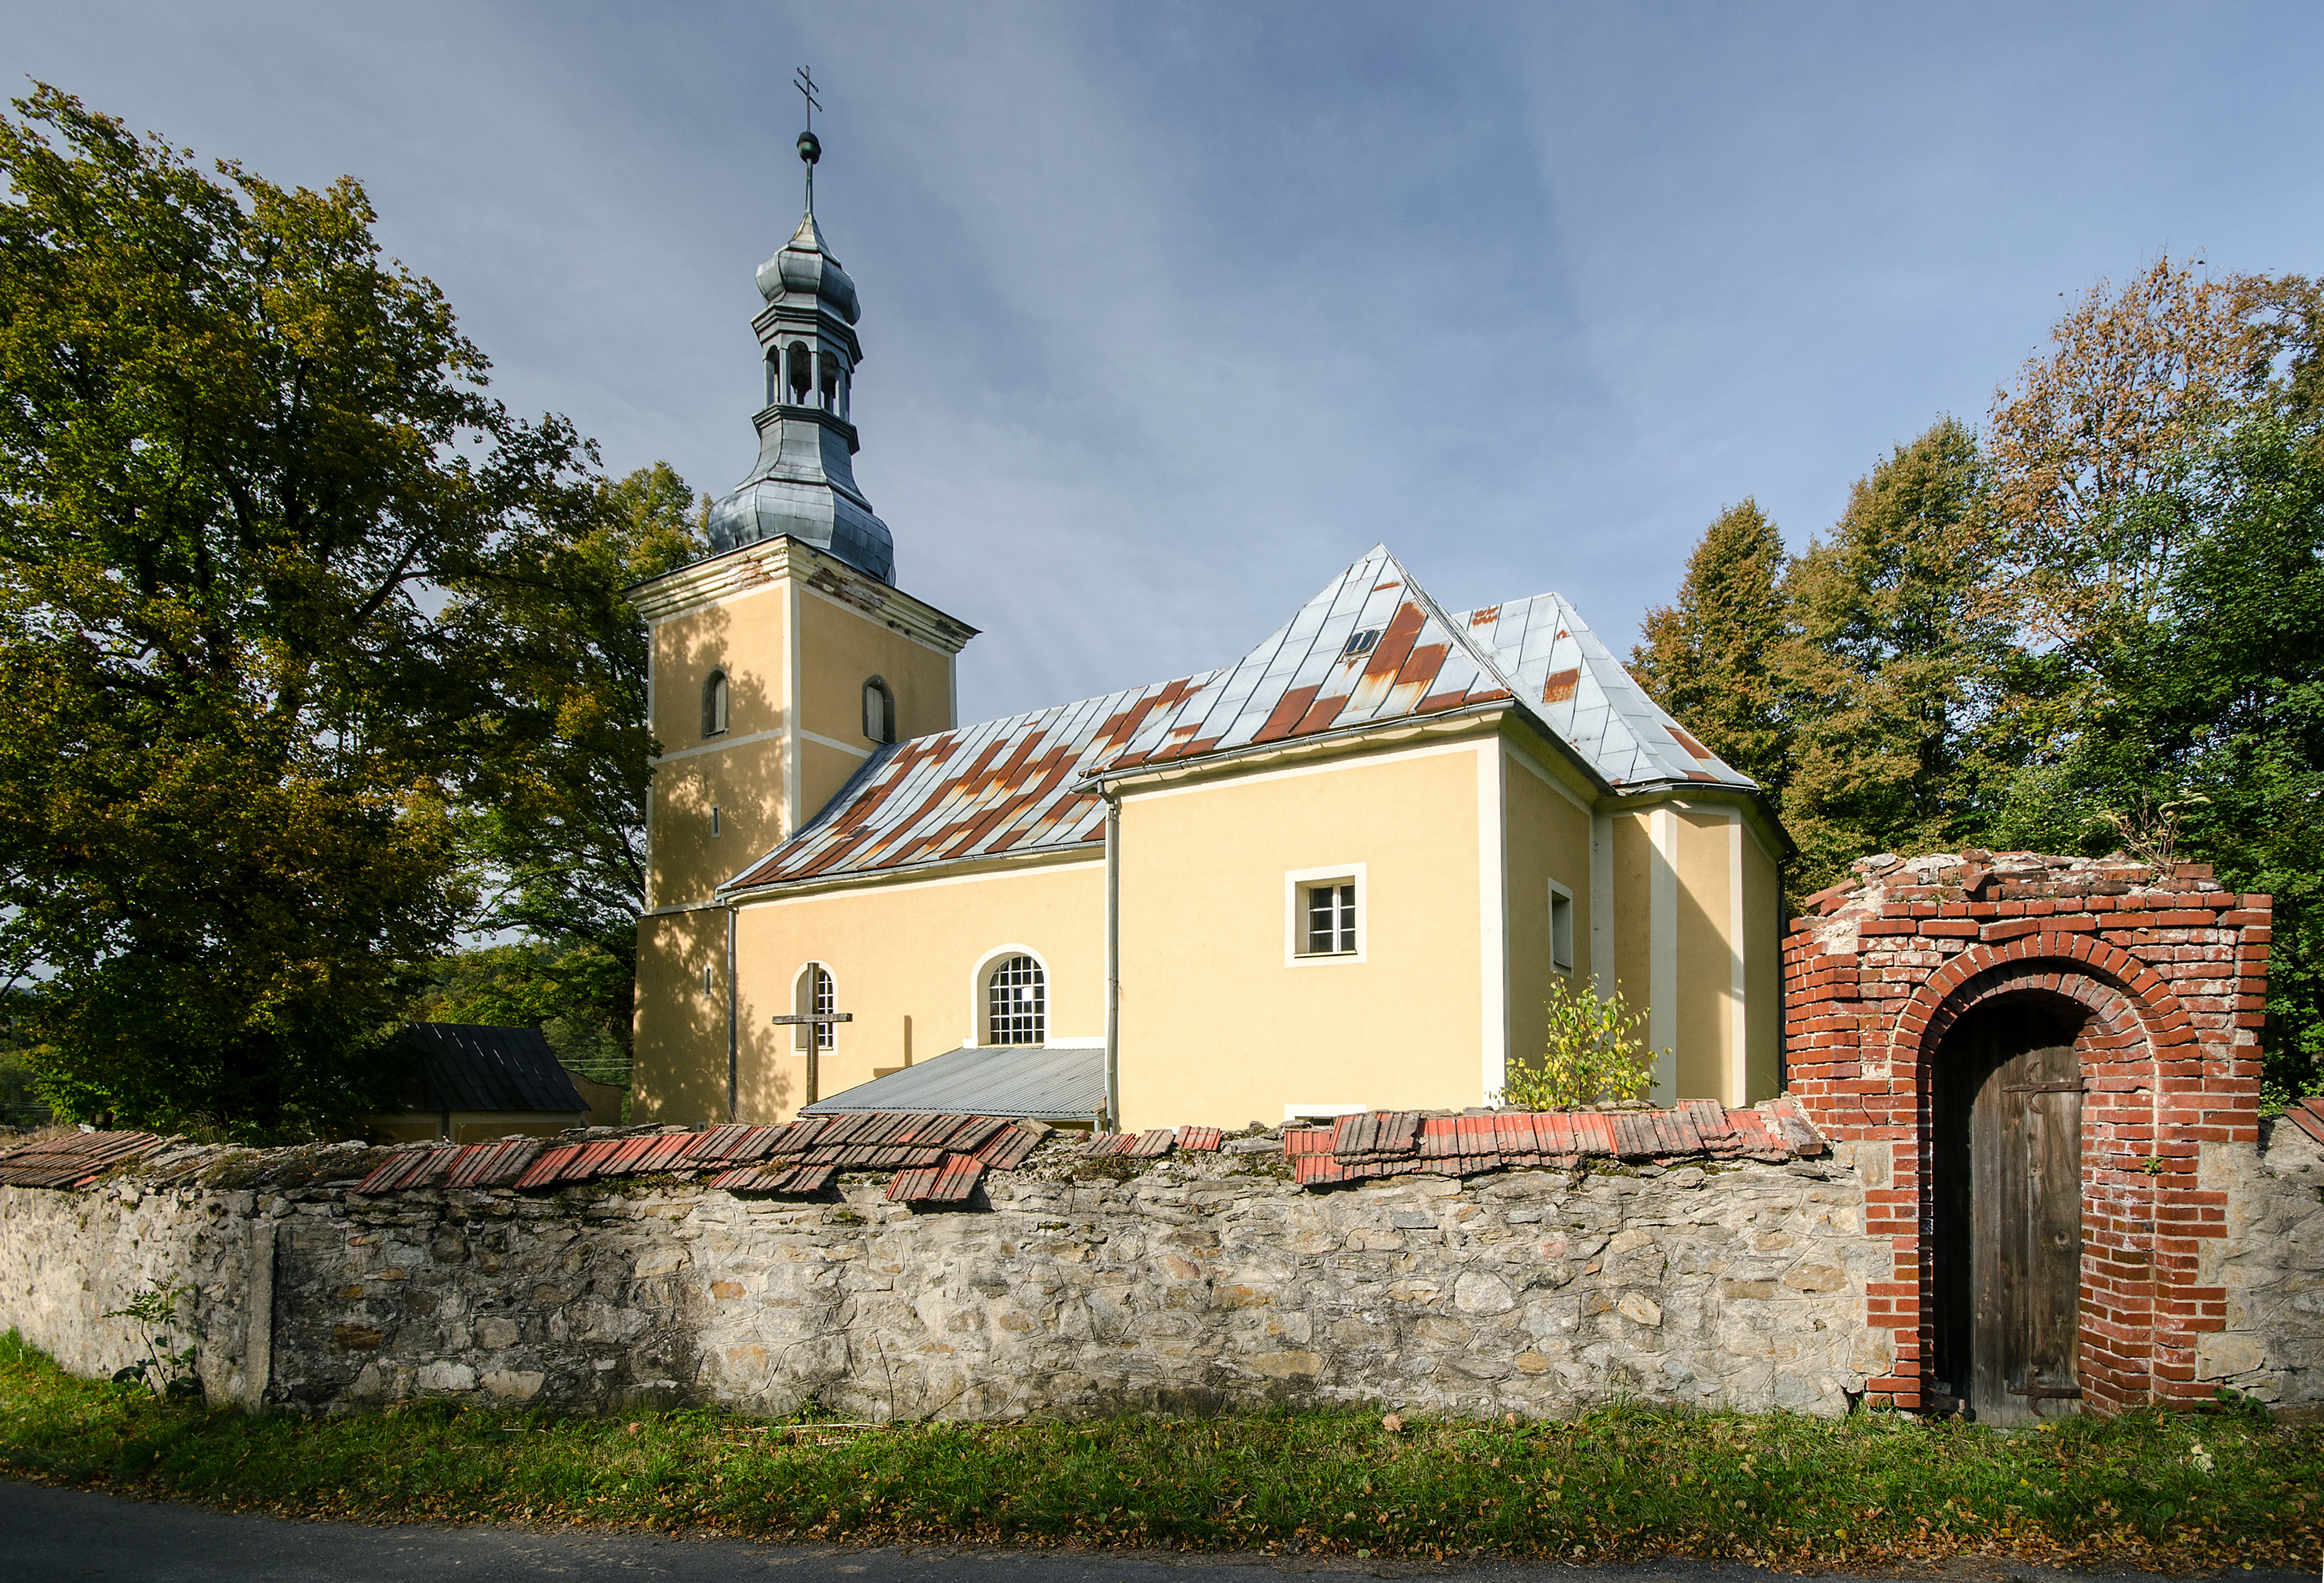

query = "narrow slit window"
[[1550, 882, 1575, 973], [862, 676, 896, 744], [702, 670, 729, 738]]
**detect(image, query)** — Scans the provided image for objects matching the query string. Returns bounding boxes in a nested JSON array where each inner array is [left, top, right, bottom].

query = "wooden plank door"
[[1967, 1020, 2083, 1424], [1931, 1001, 2084, 1423]]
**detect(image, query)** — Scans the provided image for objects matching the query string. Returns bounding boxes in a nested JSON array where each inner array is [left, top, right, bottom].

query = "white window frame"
[[1548, 878, 1576, 976], [1284, 862, 1366, 966], [792, 961, 837, 1051], [702, 668, 730, 738], [967, 943, 1050, 1048]]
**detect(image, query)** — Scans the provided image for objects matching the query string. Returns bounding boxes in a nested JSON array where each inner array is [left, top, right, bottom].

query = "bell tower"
[[630, 81, 975, 1123]]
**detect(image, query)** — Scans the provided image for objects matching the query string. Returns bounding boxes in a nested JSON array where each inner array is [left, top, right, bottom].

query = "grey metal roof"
[[726, 544, 1760, 894], [1451, 592, 1754, 791], [798, 1043, 1105, 1120], [395, 1024, 588, 1116]]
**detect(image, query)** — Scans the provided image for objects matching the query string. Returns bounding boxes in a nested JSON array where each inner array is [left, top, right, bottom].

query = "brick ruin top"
[[1801, 848, 2245, 938]]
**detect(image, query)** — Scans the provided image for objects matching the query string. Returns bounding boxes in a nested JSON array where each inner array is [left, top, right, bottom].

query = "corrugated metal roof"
[[395, 1024, 588, 1116], [1449, 592, 1754, 790], [798, 1043, 1105, 1120], [726, 544, 1757, 894]]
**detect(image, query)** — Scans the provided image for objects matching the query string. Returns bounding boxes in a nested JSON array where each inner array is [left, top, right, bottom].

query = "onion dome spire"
[[707, 69, 894, 582]]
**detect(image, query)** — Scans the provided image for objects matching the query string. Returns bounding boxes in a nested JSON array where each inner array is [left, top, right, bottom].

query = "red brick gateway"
[[1781, 850, 2273, 1421]]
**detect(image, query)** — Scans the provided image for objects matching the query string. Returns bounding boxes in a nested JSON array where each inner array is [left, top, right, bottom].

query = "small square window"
[[1549, 881, 1575, 974], [1286, 864, 1365, 964]]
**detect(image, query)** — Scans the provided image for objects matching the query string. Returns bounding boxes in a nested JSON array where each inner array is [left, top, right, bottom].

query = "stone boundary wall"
[[1781, 850, 2281, 1414], [1, 1140, 1901, 1421]]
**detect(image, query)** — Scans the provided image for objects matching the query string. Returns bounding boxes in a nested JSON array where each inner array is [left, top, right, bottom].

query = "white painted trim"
[[1589, 811, 1614, 1000], [653, 726, 787, 768], [1479, 741, 1508, 1107], [734, 855, 1103, 908], [1547, 877, 1576, 976], [967, 942, 1051, 1049], [800, 728, 874, 761], [1283, 863, 1368, 967], [1502, 736, 1594, 815], [1649, 805, 1678, 1106], [1283, 1103, 1367, 1122], [784, 579, 802, 841], [1726, 805, 1747, 1107], [798, 579, 967, 660], [642, 576, 784, 625], [1118, 736, 1490, 804]]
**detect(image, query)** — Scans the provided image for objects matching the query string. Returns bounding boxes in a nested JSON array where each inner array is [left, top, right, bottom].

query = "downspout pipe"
[[1103, 788, 1121, 1131]]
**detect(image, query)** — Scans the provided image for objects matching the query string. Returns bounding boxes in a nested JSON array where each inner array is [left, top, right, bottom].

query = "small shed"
[[368, 1024, 592, 1144]]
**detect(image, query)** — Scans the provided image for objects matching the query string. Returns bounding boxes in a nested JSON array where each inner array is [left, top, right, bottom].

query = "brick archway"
[[1780, 855, 2269, 1414]]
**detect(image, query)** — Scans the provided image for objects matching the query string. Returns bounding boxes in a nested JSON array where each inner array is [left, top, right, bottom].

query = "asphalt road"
[[3, 1480, 2310, 1583]]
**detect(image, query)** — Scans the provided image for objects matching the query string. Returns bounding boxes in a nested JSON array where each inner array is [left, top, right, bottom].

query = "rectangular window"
[[1306, 885, 1355, 954], [1549, 880, 1575, 974], [1285, 864, 1365, 963]]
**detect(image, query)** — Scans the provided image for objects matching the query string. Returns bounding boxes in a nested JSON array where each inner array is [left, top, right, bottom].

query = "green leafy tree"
[[1777, 420, 2024, 894], [1630, 499, 1792, 794], [0, 87, 600, 1134], [1983, 264, 2324, 1099]]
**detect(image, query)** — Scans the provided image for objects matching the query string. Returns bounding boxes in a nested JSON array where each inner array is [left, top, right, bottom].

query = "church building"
[[630, 129, 1788, 1132]]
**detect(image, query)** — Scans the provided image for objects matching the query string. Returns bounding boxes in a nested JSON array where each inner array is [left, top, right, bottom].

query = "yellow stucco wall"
[[1671, 804, 1734, 1104], [1743, 822, 1781, 1101], [1500, 741, 1595, 1093], [632, 906, 733, 1125], [647, 588, 788, 908], [1115, 742, 1486, 1130], [797, 588, 956, 743], [725, 861, 1108, 1125], [1609, 811, 1652, 1018]]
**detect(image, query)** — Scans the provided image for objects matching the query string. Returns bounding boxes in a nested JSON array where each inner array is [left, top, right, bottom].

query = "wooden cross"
[[771, 1008, 850, 1103]]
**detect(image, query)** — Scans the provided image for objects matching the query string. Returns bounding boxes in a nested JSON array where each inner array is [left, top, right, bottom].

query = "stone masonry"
[[2, 1138, 1894, 1420]]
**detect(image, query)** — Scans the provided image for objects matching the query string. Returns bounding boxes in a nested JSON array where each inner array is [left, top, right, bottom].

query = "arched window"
[[702, 669, 729, 738], [986, 954, 1045, 1046], [794, 961, 836, 1051], [763, 351, 780, 407], [862, 676, 896, 744], [820, 350, 841, 411], [787, 340, 812, 403]]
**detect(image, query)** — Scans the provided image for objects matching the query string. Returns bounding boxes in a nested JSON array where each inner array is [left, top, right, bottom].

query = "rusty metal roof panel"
[[1452, 592, 1754, 791], [726, 546, 1758, 896], [724, 669, 1225, 892], [1106, 546, 1512, 772]]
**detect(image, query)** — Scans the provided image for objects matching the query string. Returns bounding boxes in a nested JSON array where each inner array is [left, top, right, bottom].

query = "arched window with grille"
[[794, 961, 836, 1051], [862, 676, 896, 744], [702, 669, 729, 738], [986, 954, 1045, 1046]]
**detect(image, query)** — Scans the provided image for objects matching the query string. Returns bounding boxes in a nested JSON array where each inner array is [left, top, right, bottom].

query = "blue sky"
[[7, 2, 2321, 726]]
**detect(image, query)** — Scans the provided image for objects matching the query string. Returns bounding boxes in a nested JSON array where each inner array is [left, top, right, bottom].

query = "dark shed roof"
[[393, 1024, 588, 1116], [799, 1044, 1103, 1120]]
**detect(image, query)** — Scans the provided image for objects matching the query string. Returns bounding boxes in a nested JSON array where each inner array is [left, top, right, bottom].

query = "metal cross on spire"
[[795, 65, 822, 130]]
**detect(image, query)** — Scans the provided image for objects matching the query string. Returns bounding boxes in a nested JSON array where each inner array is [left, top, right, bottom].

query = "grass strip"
[[1, 1332, 2314, 1568]]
